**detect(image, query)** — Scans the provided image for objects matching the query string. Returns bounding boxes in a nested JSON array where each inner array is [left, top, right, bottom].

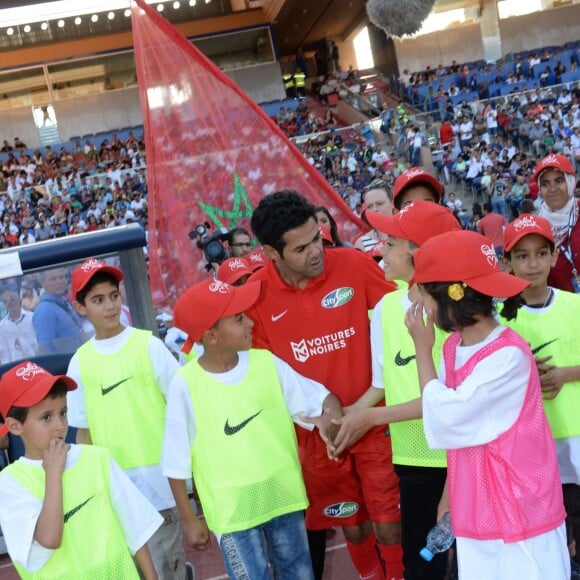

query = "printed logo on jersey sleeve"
[[323, 502, 359, 518], [290, 327, 356, 363], [321, 287, 354, 309]]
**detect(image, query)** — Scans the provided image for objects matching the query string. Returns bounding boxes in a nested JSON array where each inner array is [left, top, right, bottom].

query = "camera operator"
[[227, 227, 254, 257]]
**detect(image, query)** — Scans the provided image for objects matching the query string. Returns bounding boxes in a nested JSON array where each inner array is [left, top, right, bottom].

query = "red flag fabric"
[[130, 0, 364, 307]]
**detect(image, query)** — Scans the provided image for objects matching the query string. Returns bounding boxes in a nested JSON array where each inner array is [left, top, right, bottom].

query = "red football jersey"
[[247, 248, 396, 406]]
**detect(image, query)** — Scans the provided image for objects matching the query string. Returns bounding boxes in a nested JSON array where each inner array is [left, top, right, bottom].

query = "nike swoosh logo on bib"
[[101, 377, 131, 396], [395, 350, 416, 366], [224, 410, 263, 435], [64, 496, 94, 524], [531, 338, 558, 356]]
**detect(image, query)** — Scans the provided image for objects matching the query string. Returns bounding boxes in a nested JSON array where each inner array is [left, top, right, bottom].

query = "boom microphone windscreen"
[[366, 0, 436, 37]]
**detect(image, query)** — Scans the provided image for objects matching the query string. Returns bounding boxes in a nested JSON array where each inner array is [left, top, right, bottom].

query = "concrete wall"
[[499, 4, 580, 55], [0, 63, 285, 146], [393, 4, 580, 73], [394, 24, 484, 73]]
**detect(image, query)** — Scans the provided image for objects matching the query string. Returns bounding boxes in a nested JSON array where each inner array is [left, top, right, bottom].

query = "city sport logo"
[[323, 502, 359, 518], [16, 362, 48, 381], [480, 244, 498, 268], [513, 215, 541, 231], [321, 287, 354, 309]]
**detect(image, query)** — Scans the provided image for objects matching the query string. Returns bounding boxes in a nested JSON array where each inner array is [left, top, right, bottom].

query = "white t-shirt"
[[486, 109, 498, 129], [459, 121, 473, 141], [422, 325, 569, 579], [372, 151, 389, 165], [0, 309, 37, 362], [0, 445, 162, 573], [423, 326, 528, 449], [162, 351, 330, 480], [67, 326, 179, 510]]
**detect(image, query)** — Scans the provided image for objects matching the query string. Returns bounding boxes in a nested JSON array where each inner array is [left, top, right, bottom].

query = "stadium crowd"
[[2, 36, 580, 580]]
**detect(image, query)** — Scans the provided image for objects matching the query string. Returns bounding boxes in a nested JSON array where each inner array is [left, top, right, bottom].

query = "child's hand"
[[300, 408, 340, 460], [540, 366, 566, 400], [534, 355, 554, 375], [405, 299, 435, 352], [330, 409, 374, 458], [42, 437, 68, 476], [184, 517, 210, 551]]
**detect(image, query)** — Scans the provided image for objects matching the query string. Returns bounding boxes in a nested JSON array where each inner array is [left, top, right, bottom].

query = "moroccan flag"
[[131, 0, 364, 307]]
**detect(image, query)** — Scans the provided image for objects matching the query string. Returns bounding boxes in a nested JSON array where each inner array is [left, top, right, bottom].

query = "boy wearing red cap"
[[0, 361, 161, 578], [64, 258, 190, 579], [161, 279, 340, 579], [217, 257, 253, 286], [406, 230, 569, 579], [392, 168, 444, 213], [329, 201, 460, 580], [502, 214, 580, 574]]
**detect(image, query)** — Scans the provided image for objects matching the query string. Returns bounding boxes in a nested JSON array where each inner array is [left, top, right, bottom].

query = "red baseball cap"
[[366, 200, 460, 247], [71, 257, 123, 300], [217, 257, 253, 285], [359, 203, 370, 225], [319, 225, 333, 245], [533, 153, 574, 183], [245, 250, 267, 272], [369, 239, 387, 260], [0, 361, 76, 434], [504, 214, 555, 252], [173, 279, 261, 353], [413, 230, 530, 298], [392, 168, 444, 204]]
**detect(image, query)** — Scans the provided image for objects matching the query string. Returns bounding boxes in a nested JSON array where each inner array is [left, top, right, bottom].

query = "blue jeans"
[[492, 197, 509, 220], [219, 511, 314, 580]]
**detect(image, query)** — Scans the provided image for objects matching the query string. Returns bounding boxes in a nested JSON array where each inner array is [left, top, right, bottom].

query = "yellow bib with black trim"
[[381, 290, 447, 467], [503, 289, 580, 439], [7, 445, 138, 579], [181, 349, 308, 534], [78, 329, 165, 469]]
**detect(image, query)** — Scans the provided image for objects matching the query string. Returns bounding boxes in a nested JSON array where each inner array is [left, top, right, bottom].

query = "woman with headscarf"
[[535, 154, 580, 292]]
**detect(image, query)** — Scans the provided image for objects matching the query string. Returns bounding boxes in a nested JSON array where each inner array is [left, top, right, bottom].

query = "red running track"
[[0, 528, 358, 579]]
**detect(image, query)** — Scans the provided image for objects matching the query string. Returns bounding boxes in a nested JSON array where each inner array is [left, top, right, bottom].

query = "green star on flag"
[[198, 172, 253, 229]]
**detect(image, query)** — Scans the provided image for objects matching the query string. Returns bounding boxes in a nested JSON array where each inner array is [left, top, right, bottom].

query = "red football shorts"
[[298, 425, 401, 530]]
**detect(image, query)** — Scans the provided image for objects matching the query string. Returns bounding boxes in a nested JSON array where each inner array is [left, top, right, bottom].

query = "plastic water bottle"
[[419, 512, 454, 562]]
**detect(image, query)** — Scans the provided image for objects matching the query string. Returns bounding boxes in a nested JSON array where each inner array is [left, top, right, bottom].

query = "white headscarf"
[[537, 171, 578, 246]]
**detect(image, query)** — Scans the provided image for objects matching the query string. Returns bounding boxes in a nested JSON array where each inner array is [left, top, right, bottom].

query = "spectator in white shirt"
[[459, 116, 473, 148]]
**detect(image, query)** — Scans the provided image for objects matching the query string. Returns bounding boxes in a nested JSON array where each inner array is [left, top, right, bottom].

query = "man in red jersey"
[[247, 190, 402, 580]]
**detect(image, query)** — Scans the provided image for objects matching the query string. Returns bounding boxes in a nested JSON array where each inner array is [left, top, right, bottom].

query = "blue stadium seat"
[[561, 70, 580, 85], [449, 91, 479, 105]]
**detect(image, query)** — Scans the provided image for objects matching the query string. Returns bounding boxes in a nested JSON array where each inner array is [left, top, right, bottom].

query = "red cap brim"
[[465, 271, 530, 298], [366, 211, 403, 238]]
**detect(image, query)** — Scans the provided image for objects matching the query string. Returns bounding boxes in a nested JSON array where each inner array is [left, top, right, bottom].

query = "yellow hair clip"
[[448, 283, 466, 301]]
